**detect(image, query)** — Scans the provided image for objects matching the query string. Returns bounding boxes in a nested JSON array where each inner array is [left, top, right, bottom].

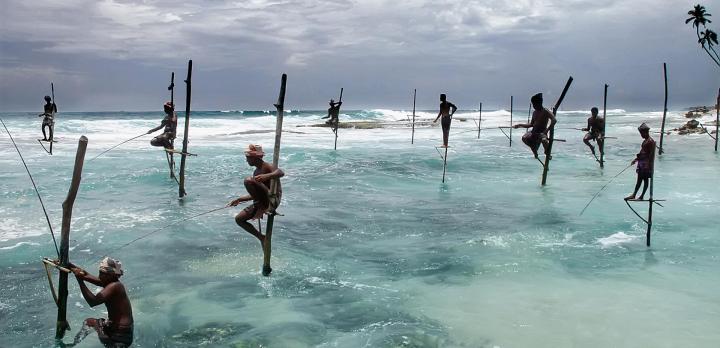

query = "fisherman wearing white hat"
[[228, 144, 285, 246], [70, 257, 134, 347]]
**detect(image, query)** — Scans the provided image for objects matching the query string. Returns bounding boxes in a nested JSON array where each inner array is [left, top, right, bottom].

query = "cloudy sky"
[[0, 0, 718, 111]]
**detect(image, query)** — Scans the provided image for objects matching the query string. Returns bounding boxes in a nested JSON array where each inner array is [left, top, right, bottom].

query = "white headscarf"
[[99, 257, 123, 276]]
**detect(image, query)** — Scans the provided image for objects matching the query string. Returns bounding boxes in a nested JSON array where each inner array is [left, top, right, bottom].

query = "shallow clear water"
[[1, 108, 719, 348]]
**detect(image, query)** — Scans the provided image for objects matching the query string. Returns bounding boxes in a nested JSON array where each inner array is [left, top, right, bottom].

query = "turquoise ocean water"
[[1, 108, 719, 347]]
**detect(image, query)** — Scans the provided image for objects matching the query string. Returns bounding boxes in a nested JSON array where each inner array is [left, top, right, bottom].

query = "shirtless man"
[[625, 123, 656, 200], [228, 144, 285, 246], [322, 99, 342, 131], [582, 107, 605, 156], [433, 94, 457, 147], [38, 95, 57, 141], [70, 257, 134, 347], [513, 93, 557, 158], [147, 102, 177, 149]]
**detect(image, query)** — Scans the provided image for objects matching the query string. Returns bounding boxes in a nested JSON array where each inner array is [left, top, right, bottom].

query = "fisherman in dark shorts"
[[70, 257, 134, 347], [228, 144, 285, 246], [38, 95, 57, 141], [322, 99, 342, 131], [625, 123, 656, 200], [147, 102, 177, 149], [582, 107, 605, 156], [433, 94, 457, 147], [513, 93, 557, 158]]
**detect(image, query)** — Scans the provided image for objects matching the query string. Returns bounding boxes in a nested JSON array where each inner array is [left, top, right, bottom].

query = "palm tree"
[[687, 4, 720, 68]]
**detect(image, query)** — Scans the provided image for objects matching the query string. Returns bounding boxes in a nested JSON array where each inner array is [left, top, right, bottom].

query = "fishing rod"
[[0, 117, 60, 257], [579, 163, 634, 216], [88, 133, 148, 161]]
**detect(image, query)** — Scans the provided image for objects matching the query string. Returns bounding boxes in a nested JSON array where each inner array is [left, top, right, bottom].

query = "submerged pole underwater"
[[441, 146, 448, 183], [411, 89, 417, 144], [56, 136, 88, 339], [646, 177, 654, 247], [262, 73, 287, 276], [600, 84, 608, 168], [178, 60, 192, 198], [541, 76, 574, 186], [658, 63, 668, 155]]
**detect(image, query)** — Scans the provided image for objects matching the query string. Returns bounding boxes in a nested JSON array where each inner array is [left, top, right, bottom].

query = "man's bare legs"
[[625, 176, 649, 200], [234, 177, 270, 244]]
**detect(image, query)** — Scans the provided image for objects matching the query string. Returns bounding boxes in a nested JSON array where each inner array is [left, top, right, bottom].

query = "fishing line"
[[88, 133, 148, 161], [108, 205, 230, 254], [0, 118, 60, 257], [579, 163, 634, 216]]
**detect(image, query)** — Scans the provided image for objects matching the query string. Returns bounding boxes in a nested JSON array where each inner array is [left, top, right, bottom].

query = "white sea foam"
[[597, 232, 639, 248]]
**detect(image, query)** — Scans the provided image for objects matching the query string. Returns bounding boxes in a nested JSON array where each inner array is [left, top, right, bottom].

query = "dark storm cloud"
[[0, 0, 717, 111]]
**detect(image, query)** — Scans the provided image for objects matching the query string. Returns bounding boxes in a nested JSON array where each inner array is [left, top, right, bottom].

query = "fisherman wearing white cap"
[[228, 144, 285, 246], [70, 257, 134, 347], [625, 123, 656, 201]]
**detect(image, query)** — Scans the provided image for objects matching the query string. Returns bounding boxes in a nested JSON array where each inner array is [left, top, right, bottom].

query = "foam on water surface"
[[1, 109, 719, 347]]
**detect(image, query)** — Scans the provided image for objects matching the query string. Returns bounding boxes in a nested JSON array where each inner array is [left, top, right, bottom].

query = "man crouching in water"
[[70, 257, 133, 347], [147, 102, 177, 149], [513, 93, 557, 159], [228, 144, 284, 246]]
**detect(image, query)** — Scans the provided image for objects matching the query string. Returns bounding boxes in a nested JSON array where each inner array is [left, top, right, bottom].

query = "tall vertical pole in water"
[[334, 88, 343, 151], [56, 136, 88, 339], [509, 96, 513, 147], [646, 177, 654, 247], [50, 83, 56, 154], [541, 76, 574, 186], [658, 63, 668, 155], [600, 84, 608, 168], [178, 60, 192, 198], [527, 104, 531, 123], [477, 102, 482, 139], [167, 72, 176, 179], [441, 147, 448, 183], [263, 73, 286, 276], [411, 89, 417, 144], [715, 88, 719, 152]]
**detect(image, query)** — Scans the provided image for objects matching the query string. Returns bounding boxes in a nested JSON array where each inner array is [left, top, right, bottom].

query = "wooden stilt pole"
[[442, 146, 448, 183], [600, 84, 608, 168], [527, 104, 531, 123], [715, 87, 719, 152], [168, 72, 176, 179], [50, 83, 55, 155], [334, 88, 343, 150], [262, 73, 287, 276], [55, 136, 88, 339], [658, 63, 668, 155], [178, 60, 192, 198], [541, 76, 574, 186], [411, 89, 417, 144], [510, 96, 513, 147], [646, 177, 654, 247], [477, 102, 482, 139]]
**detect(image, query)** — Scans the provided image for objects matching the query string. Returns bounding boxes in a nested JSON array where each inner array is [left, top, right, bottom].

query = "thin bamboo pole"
[[600, 84, 608, 168], [715, 87, 719, 152], [55, 136, 88, 339], [477, 102, 482, 139], [334, 88, 343, 150], [658, 63, 668, 155], [411, 89, 417, 144], [510, 96, 513, 147], [179, 60, 192, 198], [442, 146, 448, 183], [168, 72, 176, 179], [50, 83, 55, 154], [541, 76, 574, 186], [262, 73, 287, 276], [646, 177, 654, 247]]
